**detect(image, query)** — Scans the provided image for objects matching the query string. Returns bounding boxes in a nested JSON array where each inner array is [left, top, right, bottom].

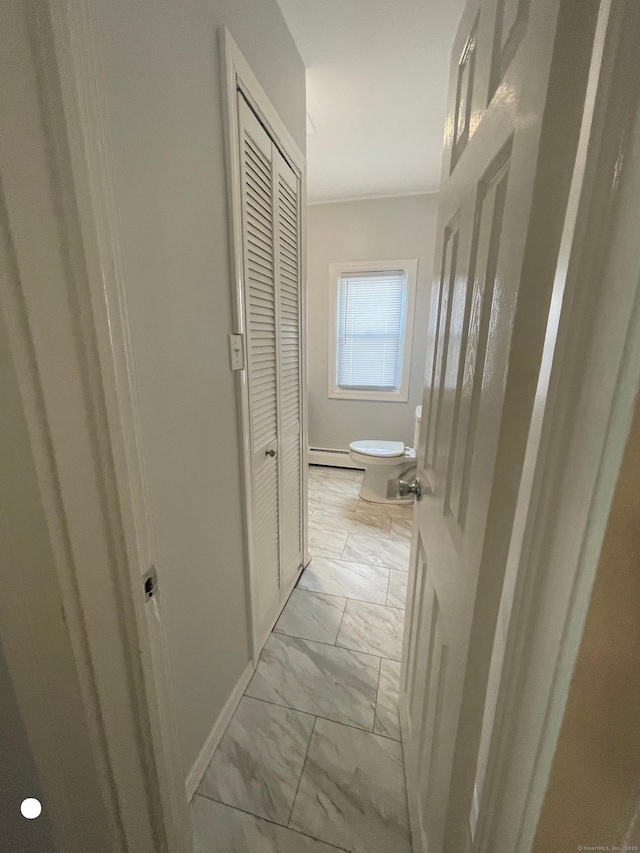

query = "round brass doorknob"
[[266, 448, 276, 457]]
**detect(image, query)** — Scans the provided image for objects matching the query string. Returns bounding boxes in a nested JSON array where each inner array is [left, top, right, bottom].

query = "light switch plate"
[[229, 333, 244, 371]]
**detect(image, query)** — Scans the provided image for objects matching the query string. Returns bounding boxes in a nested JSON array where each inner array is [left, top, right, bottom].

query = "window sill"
[[328, 387, 409, 403]]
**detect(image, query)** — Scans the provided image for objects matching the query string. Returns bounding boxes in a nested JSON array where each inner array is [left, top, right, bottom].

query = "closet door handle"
[[266, 448, 276, 457]]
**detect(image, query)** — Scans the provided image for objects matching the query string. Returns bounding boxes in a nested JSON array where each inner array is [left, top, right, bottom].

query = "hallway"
[[191, 465, 413, 852]]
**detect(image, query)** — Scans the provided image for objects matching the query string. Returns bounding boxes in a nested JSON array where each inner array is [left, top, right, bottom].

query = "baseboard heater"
[[308, 447, 363, 469]]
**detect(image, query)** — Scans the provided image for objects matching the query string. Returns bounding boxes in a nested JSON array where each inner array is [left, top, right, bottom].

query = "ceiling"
[[276, 0, 465, 203]]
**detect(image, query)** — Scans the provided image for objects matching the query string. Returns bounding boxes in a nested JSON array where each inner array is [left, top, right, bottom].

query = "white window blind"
[[336, 270, 408, 390]]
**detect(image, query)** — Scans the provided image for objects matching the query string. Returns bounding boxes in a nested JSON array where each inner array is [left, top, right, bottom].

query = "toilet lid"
[[349, 440, 406, 458]]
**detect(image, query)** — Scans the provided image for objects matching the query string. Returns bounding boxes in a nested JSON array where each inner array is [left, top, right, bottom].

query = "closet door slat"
[[275, 150, 303, 589], [239, 97, 281, 640]]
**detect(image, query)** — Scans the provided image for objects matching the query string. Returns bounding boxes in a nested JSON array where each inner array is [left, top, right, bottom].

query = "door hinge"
[[143, 566, 158, 601], [229, 333, 245, 371]]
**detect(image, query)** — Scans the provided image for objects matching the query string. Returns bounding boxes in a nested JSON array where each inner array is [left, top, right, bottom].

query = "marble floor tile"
[[336, 600, 404, 661], [312, 465, 363, 482], [315, 477, 362, 499], [309, 491, 360, 515], [355, 499, 413, 520], [198, 697, 314, 825], [245, 633, 380, 731], [342, 534, 410, 572], [289, 719, 411, 853], [274, 590, 347, 644], [374, 659, 401, 741], [192, 796, 343, 853], [386, 571, 408, 609], [307, 493, 323, 515], [297, 557, 389, 605], [310, 509, 391, 539], [389, 515, 413, 541], [308, 526, 348, 559]]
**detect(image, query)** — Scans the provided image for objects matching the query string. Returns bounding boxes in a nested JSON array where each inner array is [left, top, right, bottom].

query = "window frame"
[[327, 259, 418, 403]]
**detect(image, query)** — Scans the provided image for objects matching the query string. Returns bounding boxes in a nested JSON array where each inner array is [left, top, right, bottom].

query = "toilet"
[[349, 406, 422, 504]]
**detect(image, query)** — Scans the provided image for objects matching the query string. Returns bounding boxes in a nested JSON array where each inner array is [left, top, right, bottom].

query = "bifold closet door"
[[274, 150, 303, 591], [238, 97, 281, 639]]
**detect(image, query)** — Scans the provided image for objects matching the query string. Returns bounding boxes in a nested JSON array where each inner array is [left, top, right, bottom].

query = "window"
[[328, 260, 418, 402]]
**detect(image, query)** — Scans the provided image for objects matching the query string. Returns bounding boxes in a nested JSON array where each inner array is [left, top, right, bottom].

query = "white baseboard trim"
[[185, 659, 254, 801], [252, 564, 304, 666], [308, 447, 362, 469]]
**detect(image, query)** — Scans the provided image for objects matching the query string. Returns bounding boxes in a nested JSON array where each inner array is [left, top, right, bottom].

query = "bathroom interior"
[[306, 193, 436, 495], [189, 2, 456, 849], [192, 192, 438, 853], [6, 0, 635, 849]]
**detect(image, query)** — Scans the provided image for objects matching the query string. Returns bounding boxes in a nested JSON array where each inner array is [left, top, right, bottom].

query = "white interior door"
[[400, 0, 601, 851], [274, 149, 303, 590], [239, 97, 281, 643]]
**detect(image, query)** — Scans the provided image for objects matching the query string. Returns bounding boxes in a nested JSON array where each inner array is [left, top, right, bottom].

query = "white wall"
[[95, 0, 305, 778], [307, 194, 439, 449]]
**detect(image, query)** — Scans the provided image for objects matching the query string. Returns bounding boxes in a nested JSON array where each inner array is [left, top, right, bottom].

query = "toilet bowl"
[[348, 440, 416, 504], [348, 407, 422, 504]]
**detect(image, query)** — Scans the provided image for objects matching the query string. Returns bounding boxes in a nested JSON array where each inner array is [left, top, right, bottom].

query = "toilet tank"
[[413, 405, 422, 452]]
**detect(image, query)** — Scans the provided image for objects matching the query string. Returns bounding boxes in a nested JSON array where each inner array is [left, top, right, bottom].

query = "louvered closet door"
[[238, 97, 281, 640], [274, 150, 303, 590]]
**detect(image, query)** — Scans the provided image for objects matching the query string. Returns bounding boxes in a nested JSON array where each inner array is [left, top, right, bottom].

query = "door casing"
[[0, 0, 192, 850]]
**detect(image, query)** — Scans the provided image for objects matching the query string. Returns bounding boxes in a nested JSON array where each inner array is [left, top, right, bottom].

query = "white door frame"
[[220, 27, 309, 662], [0, 0, 192, 850], [472, 1, 640, 849]]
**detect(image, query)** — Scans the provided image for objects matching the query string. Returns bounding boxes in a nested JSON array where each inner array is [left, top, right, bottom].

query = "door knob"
[[266, 448, 276, 457], [398, 477, 422, 499]]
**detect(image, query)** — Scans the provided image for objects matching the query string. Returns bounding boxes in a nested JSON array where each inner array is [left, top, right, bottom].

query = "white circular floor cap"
[[349, 440, 406, 458], [21, 798, 42, 819]]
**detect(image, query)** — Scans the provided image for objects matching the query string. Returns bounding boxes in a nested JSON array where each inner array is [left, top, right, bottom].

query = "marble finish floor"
[[193, 465, 413, 853]]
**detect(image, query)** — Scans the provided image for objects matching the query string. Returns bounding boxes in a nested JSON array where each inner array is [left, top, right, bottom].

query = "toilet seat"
[[349, 439, 405, 458]]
